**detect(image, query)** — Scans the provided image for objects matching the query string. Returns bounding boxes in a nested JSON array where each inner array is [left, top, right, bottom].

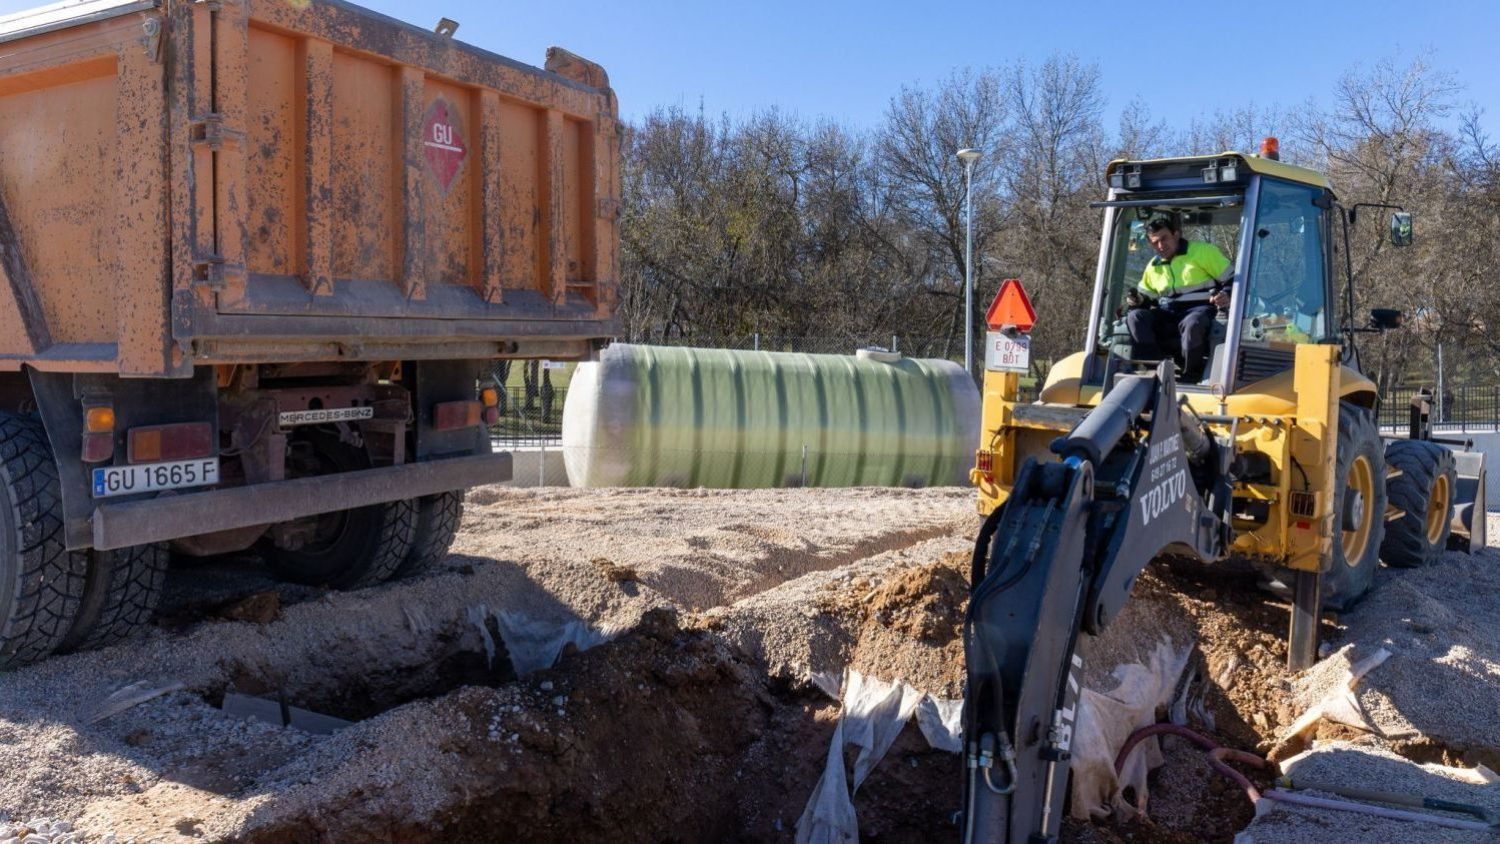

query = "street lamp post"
[[957, 147, 982, 378]]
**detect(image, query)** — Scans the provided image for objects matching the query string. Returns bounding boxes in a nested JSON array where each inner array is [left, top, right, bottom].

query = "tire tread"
[[0, 413, 86, 669]]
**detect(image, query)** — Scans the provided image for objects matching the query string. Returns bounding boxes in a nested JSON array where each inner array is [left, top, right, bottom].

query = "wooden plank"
[[298, 37, 333, 295], [113, 19, 171, 375], [543, 109, 565, 306], [395, 65, 425, 300], [475, 89, 503, 304]]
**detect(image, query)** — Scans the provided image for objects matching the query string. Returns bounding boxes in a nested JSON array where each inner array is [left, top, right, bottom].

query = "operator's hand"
[[1125, 289, 1144, 308], [1210, 289, 1231, 309]]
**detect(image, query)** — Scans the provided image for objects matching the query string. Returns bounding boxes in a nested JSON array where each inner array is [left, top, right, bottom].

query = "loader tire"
[[1321, 403, 1386, 612], [263, 436, 417, 590], [57, 543, 168, 653], [1380, 440, 1456, 568], [390, 491, 463, 580], [0, 413, 86, 669]]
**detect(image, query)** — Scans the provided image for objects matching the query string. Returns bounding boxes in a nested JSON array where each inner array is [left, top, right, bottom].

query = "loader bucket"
[[1448, 450, 1488, 553]]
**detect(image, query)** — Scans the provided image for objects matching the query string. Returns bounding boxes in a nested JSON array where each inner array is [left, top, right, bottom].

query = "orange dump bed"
[[0, 0, 620, 377]]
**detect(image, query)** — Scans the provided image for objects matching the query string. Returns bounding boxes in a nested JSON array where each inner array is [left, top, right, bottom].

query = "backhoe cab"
[[961, 141, 1487, 843]]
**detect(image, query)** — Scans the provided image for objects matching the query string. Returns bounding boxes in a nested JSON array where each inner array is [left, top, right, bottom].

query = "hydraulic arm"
[[962, 364, 1230, 843]]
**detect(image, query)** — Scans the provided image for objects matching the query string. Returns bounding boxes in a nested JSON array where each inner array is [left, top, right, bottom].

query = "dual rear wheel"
[[0, 418, 464, 670], [1310, 404, 1458, 612], [262, 434, 463, 588]]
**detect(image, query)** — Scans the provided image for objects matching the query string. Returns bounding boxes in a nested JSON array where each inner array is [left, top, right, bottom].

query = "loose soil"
[[0, 490, 1494, 843]]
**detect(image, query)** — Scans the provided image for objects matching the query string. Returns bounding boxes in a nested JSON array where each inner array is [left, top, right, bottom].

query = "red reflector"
[[976, 450, 994, 473], [433, 401, 483, 431], [81, 432, 114, 463], [128, 422, 214, 464], [986, 278, 1037, 332]]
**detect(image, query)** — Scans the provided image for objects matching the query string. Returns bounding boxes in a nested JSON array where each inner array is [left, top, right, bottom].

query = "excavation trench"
[[234, 608, 963, 843]]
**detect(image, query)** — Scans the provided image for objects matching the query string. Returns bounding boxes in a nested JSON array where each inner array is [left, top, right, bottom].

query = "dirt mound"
[[816, 551, 970, 697]]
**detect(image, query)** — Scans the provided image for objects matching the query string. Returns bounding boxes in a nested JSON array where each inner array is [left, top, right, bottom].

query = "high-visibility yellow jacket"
[[1139, 240, 1231, 298]]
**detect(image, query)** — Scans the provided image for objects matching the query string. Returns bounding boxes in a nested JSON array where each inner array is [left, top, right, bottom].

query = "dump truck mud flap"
[[91, 453, 510, 551]]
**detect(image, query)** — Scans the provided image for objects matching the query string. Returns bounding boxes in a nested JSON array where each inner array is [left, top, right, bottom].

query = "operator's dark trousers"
[[1127, 304, 1216, 381]]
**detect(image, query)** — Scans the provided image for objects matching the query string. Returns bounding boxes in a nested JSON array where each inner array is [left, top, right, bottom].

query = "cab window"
[[1095, 205, 1241, 358], [1241, 180, 1327, 345]]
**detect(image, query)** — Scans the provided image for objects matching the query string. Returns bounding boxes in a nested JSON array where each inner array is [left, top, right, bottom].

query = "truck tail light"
[[129, 422, 215, 464], [81, 404, 115, 463], [433, 401, 482, 431], [480, 387, 501, 426]]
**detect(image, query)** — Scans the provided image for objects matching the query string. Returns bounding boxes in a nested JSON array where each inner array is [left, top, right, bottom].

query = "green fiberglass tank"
[[562, 344, 980, 488]]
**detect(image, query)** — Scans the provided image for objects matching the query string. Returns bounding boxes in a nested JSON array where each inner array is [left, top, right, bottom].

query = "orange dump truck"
[[0, 0, 620, 666]]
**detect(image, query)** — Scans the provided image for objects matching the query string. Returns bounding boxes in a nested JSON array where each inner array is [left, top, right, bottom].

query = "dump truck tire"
[[1321, 403, 1386, 612], [0, 413, 86, 669], [57, 543, 168, 653], [1380, 440, 1456, 568], [390, 491, 463, 580], [263, 436, 417, 589], [265, 498, 416, 589]]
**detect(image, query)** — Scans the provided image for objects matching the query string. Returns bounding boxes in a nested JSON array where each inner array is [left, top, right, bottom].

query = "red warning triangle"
[[985, 278, 1036, 332]]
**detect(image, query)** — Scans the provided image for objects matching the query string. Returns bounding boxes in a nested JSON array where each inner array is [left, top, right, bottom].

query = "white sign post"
[[984, 330, 1031, 373]]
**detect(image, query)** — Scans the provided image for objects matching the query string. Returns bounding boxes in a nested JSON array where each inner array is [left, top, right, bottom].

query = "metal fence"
[[490, 385, 566, 447], [1378, 386, 1500, 432], [644, 333, 967, 359]]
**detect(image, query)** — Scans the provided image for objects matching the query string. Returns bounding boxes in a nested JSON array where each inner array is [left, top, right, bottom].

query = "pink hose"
[[1114, 723, 1262, 803]]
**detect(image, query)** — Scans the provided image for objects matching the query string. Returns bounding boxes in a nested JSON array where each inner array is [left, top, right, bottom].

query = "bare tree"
[[876, 68, 1010, 358]]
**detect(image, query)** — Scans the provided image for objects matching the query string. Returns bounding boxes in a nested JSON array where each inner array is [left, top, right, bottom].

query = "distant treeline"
[[617, 54, 1500, 391]]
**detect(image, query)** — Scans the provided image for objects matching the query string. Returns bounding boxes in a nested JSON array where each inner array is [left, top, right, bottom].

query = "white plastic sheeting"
[[461, 606, 621, 676], [1072, 638, 1193, 819], [795, 671, 963, 844], [796, 637, 1194, 841]]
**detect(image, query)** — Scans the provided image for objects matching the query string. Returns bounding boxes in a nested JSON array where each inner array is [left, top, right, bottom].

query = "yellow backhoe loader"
[[960, 140, 1488, 843]]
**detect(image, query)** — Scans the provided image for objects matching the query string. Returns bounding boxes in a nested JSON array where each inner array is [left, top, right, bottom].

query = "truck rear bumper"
[[91, 453, 512, 551]]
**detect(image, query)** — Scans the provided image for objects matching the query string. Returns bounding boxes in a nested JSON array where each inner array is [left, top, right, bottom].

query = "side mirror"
[[1370, 308, 1405, 330], [1389, 212, 1413, 247]]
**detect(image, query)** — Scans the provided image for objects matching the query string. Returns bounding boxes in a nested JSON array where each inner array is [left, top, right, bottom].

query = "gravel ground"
[[1237, 512, 1500, 843], [1, 488, 1495, 843], [0, 487, 977, 842]]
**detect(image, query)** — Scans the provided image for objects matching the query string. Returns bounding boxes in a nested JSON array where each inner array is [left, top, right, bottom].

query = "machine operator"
[[1125, 218, 1232, 382]]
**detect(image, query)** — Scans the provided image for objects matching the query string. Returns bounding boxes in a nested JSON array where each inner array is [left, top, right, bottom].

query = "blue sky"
[[4, 0, 1496, 138]]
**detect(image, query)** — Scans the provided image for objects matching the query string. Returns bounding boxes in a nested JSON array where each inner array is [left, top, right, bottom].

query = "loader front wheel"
[[1380, 440, 1456, 567], [0, 413, 86, 669], [1322, 404, 1385, 612]]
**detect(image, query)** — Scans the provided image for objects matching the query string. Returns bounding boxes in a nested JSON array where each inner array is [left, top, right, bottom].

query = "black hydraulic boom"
[[962, 363, 1230, 843]]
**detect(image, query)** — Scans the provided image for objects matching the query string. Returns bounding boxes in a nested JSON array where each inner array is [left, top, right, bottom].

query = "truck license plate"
[[985, 331, 1031, 373], [92, 458, 219, 498]]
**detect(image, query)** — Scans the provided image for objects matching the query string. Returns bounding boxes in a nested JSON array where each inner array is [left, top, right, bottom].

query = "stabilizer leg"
[[1288, 569, 1321, 670]]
